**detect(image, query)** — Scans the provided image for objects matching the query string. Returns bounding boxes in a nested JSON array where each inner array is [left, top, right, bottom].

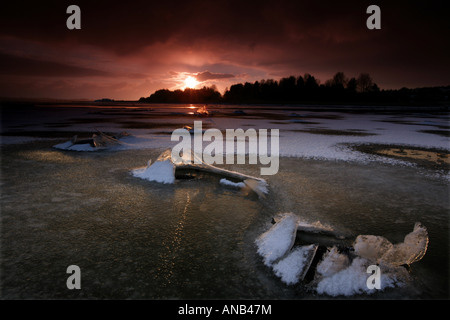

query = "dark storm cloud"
[[195, 71, 235, 82], [1, 1, 448, 58], [0, 52, 111, 77], [0, 1, 419, 53]]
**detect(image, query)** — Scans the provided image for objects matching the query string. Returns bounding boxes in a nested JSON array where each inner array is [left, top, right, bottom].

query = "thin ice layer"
[[255, 213, 299, 266], [272, 244, 318, 285]]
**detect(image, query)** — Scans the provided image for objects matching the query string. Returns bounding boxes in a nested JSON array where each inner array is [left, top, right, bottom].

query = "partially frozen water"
[[1, 104, 449, 299]]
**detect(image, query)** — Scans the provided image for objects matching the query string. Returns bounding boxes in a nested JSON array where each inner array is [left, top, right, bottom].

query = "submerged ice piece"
[[132, 149, 269, 197]]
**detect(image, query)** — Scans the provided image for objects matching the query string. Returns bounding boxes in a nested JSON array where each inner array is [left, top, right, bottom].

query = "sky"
[[0, 0, 449, 100]]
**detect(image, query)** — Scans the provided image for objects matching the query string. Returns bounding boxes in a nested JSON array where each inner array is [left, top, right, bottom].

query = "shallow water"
[[1, 141, 448, 299]]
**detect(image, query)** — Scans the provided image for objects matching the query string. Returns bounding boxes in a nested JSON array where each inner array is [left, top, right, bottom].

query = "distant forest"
[[138, 72, 450, 106]]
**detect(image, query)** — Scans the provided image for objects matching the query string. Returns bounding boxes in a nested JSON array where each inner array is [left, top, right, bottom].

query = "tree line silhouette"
[[138, 72, 449, 106], [139, 86, 221, 104]]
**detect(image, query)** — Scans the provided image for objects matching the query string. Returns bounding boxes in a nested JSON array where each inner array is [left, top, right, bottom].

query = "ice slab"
[[273, 213, 337, 236], [255, 213, 298, 266], [272, 244, 318, 285], [131, 150, 176, 184], [242, 178, 269, 198], [380, 222, 429, 266], [131, 159, 176, 184], [354, 235, 393, 262], [53, 131, 128, 151], [353, 222, 428, 267], [132, 148, 269, 197], [297, 220, 335, 234]]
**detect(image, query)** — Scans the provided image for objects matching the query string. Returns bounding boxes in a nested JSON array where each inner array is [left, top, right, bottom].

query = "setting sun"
[[184, 76, 199, 89]]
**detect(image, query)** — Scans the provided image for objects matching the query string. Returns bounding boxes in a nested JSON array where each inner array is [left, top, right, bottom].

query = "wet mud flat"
[[352, 143, 450, 172]]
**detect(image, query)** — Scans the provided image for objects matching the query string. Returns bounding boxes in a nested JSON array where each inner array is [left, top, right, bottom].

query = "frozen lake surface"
[[1, 103, 449, 299]]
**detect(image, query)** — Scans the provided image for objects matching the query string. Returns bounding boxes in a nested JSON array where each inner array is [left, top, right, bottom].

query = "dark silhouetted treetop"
[[139, 73, 449, 106]]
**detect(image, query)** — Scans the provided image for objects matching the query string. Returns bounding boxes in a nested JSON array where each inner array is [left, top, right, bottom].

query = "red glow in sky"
[[0, 0, 449, 100]]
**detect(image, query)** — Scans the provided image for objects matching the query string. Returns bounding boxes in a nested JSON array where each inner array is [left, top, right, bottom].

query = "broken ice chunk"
[[316, 246, 350, 278], [380, 222, 429, 266], [353, 223, 429, 267], [53, 130, 129, 151], [272, 214, 339, 237], [243, 178, 269, 198], [297, 220, 334, 234], [255, 213, 299, 266], [131, 157, 176, 184], [272, 244, 318, 285], [353, 235, 393, 263]]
